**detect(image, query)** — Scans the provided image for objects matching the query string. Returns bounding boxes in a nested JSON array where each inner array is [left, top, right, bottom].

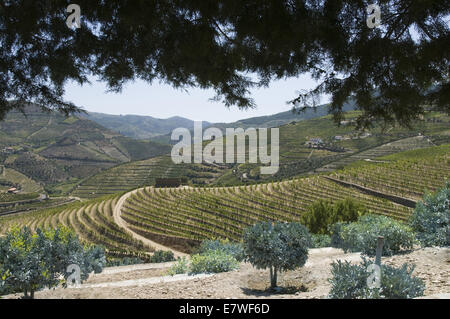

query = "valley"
[[1, 2, 448, 303], [1, 136, 448, 257], [0, 106, 448, 300]]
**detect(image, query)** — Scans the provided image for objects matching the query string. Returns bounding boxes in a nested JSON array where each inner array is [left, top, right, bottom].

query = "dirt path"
[[101, 262, 177, 275], [74, 273, 214, 289], [113, 188, 188, 258]]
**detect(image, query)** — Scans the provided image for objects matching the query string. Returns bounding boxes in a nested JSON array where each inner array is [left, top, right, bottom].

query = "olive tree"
[[0, 226, 106, 299], [243, 221, 311, 288]]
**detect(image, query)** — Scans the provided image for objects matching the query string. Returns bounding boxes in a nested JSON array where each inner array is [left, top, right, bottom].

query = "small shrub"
[[197, 239, 244, 261], [410, 182, 449, 247], [301, 198, 367, 235], [310, 234, 331, 248], [167, 257, 189, 276], [328, 260, 369, 299], [328, 257, 425, 299], [333, 198, 367, 223], [300, 200, 334, 234], [379, 262, 425, 299], [106, 257, 144, 267], [82, 244, 107, 275], [337, 215, 416, 256], [189, 250, 239, 275], [149, 250, 175, 263]]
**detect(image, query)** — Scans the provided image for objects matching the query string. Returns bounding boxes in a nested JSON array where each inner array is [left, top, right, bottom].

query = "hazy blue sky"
[[64, 74, 329, 123]]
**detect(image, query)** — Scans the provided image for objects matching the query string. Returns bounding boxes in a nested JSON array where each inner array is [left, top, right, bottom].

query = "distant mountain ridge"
[[81, 112, 212, 140], [145, 102, 357, 144], [212, 102, 357, 131], [82, 103, 356, 142]]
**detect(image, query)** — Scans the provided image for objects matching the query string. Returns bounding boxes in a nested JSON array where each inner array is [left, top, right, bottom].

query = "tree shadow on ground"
[[241, 285, 308, 297]]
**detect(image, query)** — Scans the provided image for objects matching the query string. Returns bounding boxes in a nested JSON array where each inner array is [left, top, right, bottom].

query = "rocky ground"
[[4, 247, 449, 299]]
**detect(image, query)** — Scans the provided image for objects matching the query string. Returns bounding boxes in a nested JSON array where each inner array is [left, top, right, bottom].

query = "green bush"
[[167, 257, 189, 276], [149, 250, 175, 263], [197, 239, 244, 261], [410, 182, 449, 247], [82, 244, 107, 275], [0, 226, 106, 298], [189, 250, 239, 275], [310, 234, 332, 248], [334, 198, 367, 223], [336, 215, 416, 256], [328, 257, 425, 299], [243, 221, 311, 288], [300, 200, 333, 234], [106, 257, 144, 267], [329, 222, 346, 248], [328, 259, 369, 299], [301, 198, 367, 235]]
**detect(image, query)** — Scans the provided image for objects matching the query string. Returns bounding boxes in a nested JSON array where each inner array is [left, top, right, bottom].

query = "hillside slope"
[[212, 102, 355, 131], [115, 144, 449, 252], [148, 103, 356, 144], [0, 105, 171, 194], [83, 112, 212, 140], [330, 144, 450, 201], [1, 144, 447, 262], [213, 111, 450, 185], [69, 111, 450, 199], [71, 155, 230, 199], [2, 144, 448, 256]]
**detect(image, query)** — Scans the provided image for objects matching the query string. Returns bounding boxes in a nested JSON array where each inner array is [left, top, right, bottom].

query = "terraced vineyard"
[[213, 112, 450, 184], [0, 196, 152, 259], [120, 176, 412, 252], [2, 143, 447, 256], [0, 167, 43, 193], [72, 156, 230, 199], [0, 197, 74, 217], [315, 136, 437, 173], [71, 157, 171, 198], [0, 192, 40, 203], [0, 172, 414, 255], [117, 145, 448, 252], [330, 144, 450, 200]]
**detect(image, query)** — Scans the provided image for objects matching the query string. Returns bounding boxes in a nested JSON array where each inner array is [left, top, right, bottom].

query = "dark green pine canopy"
[[0, 0, 448, 128]]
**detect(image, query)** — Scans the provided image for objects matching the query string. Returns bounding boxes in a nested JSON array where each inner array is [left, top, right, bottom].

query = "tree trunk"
[[269, 267, 273, 287], [23, 288, 34, 299], [270, 266, 278, 288]]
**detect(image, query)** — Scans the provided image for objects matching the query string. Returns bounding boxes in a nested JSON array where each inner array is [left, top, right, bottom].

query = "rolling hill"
[[82, 112, 212, 140], [0, 105, 171, 195], [1, 144, 447, 256], [211, 111, 450, 185], [71, 155, 230, 199], [68, 110, 449, 200], [145, 102, 357, 145], [212, 102, 356, 131], [0, 103, 448, 259]]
